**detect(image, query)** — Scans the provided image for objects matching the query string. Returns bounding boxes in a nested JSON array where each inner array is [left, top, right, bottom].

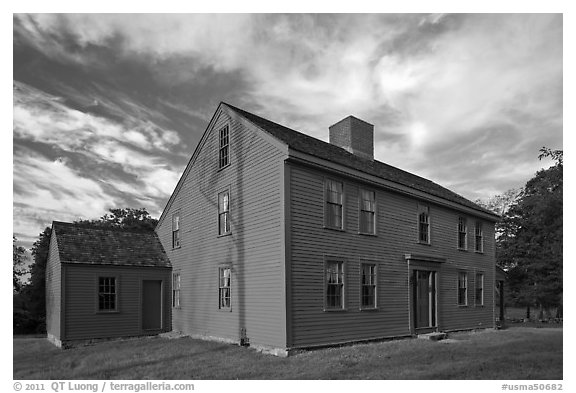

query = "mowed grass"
[[14, 327, 562, 380]]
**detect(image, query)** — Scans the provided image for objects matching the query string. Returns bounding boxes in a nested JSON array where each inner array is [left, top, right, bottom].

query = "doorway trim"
[[405, 253, 446, 335]]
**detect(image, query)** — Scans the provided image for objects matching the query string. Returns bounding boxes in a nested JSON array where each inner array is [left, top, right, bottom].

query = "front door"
[[142, 280, 162, 331], [413, 270, 436, 329]]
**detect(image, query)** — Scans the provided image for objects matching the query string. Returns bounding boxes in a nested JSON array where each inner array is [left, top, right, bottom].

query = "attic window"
[[172, 214, 180, 248], [219, 125, 230, 169], [418, 205, 430, 244]]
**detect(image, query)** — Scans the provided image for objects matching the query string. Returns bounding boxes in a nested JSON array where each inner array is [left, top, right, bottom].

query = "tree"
[[75, 207, 158, 231], [498, 148, 563, 319], [13, 236, 28, 292]]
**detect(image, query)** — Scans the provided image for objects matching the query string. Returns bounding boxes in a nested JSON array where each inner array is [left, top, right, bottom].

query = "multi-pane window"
[[172, 213, 180, 248], [218, 267, 231, 310], [360, 263, 377, 309], [219, 125, 230, 169], [475, 221, 483, 252], [325, 260, 344, 309], [418, 205, 430, 244], [218, 190, 231, 235], [475, 273, 484, 306], [458, 217, 467, 250], [458, 272, 468, 306], [98, 277, 117, 311], [359, 190, 376, 234], [325, 180, 343, 229], [172, 273, 181, 308]]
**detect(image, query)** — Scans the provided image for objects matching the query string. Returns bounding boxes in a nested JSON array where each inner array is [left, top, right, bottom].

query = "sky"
[[12, 13, 563, 251]]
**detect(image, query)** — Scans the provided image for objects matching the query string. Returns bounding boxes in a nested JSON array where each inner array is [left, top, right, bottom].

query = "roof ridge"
[[52, 220, 156, 234]]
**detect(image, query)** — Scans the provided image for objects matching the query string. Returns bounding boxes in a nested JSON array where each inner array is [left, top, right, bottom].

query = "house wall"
[[62, 264, 171, 341], [287, 162, 496, 348], [156, 107, 289, 349], [45, 231, 62, 343]]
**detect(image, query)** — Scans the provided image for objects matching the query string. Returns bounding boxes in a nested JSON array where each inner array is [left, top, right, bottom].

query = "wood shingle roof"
[[52, 221, 171, 268], [224, 103, 497, 218]]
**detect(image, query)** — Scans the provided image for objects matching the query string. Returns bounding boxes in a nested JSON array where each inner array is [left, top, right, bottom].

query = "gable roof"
[[223, 103, 497, 218], [52, 221, 171, 268]]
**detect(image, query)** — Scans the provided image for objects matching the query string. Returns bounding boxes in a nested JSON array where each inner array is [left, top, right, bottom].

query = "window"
[[218, 190, 231, 235], [475, 273, 484, 306], [325, 260, 344, 309], [475, 221, 483, 252], [360, 263, 377, 309], [418, 205, 430, 244], [98, 277, 117, 311], [172, 273, 181, 308], [359, 189, 376, 235], [218, 267, 231, 310], [458, 272, 468, 306], [219, 125, 230, 169], [325, 180, 343, 229], [458, 217, 467, 250], [172, 213, 180, 248]]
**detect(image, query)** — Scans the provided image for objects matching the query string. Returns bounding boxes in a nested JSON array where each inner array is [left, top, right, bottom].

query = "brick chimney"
[[329, 116, 374, 160]]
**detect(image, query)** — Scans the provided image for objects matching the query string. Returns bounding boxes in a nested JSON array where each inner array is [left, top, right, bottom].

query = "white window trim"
[[417, 204, 431, 245], [172, 272, 181, 308], [218, 265, 232, 311], [475, 272, 484, 307], [218, 188, 232, 236], [457, 216, 467, 250], [324, 179, 345, 231], [218, 125, 230, 170], [475, 221, 484, 253], [172, 213, 181, 249], [458, 271, 468, 307], [96, 276, 119, 313]]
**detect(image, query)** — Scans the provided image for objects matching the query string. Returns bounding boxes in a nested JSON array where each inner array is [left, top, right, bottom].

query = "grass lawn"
[[13, 327, 562, 380]]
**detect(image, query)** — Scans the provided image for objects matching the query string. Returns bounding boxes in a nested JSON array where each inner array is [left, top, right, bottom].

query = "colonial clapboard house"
[[46, 102, 499, 354]]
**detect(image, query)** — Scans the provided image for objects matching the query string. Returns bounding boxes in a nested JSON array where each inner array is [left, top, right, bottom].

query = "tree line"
[[476, 147, 563, 320]]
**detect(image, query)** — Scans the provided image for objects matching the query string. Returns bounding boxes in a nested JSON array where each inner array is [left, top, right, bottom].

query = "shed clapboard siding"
[[63, 265, 172, 341], [156, 105, 290, 349], [46, 231, 62, 342], [287, 163, 495, 348]]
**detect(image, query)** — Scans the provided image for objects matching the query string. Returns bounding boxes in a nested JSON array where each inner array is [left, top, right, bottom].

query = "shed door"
[[142, 280, 162, 330]]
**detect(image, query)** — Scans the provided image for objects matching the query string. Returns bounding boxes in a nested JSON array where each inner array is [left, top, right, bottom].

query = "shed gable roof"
[[223, 103, 497, 218], [52, 221, 171, 268]]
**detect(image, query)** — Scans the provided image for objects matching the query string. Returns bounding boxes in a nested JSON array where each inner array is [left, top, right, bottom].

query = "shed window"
[[475, 273, 484, 306], [218, 190, 231, 235], [325, 260, 344, 309], [325, 180, 343, 229], [458, 217, 467, 250], [418, 205, 430, 244], [219, 125, 230, 169], [359, 189, 376, 235], [361, 263, 377, 309], [458, 272, 468, 306], [98, 277, 117, 311], [475, 221, 484, 253], [219, 267, 231, 310], [172, 273, 181, 308], [172, 214, 180, 248]]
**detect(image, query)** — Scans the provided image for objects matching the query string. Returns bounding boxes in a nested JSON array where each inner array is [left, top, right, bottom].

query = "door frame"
[[405, 254, 445, 335], [412, 269, 437, 331]]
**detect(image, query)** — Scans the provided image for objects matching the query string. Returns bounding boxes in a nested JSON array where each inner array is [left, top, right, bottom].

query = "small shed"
[[46, 221, 172, 348]]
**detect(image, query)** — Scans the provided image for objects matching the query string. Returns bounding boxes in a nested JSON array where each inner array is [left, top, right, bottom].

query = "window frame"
[[218, 266, 232, 311], [474, 221, 484, 253], [458, 271, 468, 306], [172, 213, 181, 249], [172, 272, 181, 308], [324, 258, 346, 311], [358, 189, 377, 235], [324, 179, 344, 231], [218, 188, 232, 236], [457, 216, 467, 250], [475, 272, 484, 306], [218, 125, 230, 170], [97, 276, 119, 313], [359, 262, 378, 310], [417, 204, 431, 245]]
